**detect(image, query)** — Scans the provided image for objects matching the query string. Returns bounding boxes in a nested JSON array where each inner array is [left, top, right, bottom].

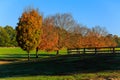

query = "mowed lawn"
[[0, 47, 120, 80], [0, 47, 67, 60]]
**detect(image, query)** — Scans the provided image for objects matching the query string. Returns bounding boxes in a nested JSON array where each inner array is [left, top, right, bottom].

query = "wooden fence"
[[67, 47, 120, 54]]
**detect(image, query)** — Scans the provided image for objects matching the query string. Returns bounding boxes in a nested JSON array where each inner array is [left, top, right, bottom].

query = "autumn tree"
[[73, 25, 90, 48], [16, 8, 42, 60], [91, 26, 108, 37], [36, 17, 58, 57], [82, 26, 117, 47], [113, 35, 120, 47], [67, 25, 116, 48], [50, 13, 76, 55], [104, 34, 117, 47], [65, 24, 91, 48], [84, 26, 108, 47]]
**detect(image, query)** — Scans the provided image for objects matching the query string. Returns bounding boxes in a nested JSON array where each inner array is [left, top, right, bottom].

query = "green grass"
[[0, 47, 67, 55], [2, 72, 120, 80], [0, 47, 120, 80], [0, 47, 67, 61]]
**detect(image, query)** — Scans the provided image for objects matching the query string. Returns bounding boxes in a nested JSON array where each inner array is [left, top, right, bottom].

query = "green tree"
[[0, 26, 10, 46], [4, 25, 17, 46], [16, 8, 42, 60]]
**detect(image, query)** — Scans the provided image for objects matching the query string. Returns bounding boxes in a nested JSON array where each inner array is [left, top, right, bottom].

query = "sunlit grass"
[[0, 47, 67, 55], [0, 47, 67, 61]]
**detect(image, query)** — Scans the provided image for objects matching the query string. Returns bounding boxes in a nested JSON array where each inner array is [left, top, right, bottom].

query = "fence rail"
[[67, 47, 120, 54]]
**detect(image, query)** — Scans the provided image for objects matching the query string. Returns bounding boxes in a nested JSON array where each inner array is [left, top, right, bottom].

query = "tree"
[[104, 34, 117, 47], [0, 26, 10, 46], [67, 25, 116, 48], [4, 25, 17, 46], [72, 25, 90, 48], [37, 17, 58, 54], [113, 35, 120, 47], [91, 26, 108, 37], [16, 8, 42, 60], [83, 26, 117, 47], [51, 13, 76, 55]]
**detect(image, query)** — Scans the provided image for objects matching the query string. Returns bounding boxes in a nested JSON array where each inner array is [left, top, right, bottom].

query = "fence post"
[[77, 48, 80, 54], [95, 48, 97, 54], [83, 48, 86, 54], [113, 47, 115, 54], [67, 49, 70, 54]]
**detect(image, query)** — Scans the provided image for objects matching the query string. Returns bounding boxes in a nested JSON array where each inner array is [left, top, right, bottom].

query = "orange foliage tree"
[[36, 17, 58, 56], [66, 25, 117, 49], [51, 13, 76, 54], [16, 8, 42, 60], [34, 13, 117, 56], [81, 26, 117, 48]]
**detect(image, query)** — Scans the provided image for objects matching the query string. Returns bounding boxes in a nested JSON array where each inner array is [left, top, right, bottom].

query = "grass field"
[[0, 47, 67, 61], [0, 47, 120, 80]]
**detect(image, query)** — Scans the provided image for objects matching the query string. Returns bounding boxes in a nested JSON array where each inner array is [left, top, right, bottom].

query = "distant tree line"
[[1, 23, 119, 49], [37, 13, 120, 55]]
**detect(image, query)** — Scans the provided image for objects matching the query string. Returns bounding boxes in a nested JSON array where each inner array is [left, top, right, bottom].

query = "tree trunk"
[[36, 47, 39, 58], [56, 50, 59, 55], [28, 51, 30, 61]]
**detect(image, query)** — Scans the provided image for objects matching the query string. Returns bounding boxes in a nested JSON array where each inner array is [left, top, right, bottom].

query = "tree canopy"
[[0, 26, 17, 47], [16, 8, 42, 60]]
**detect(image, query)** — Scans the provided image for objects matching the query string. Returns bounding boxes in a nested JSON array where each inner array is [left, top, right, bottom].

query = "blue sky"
[[0, 0, 120, 36]]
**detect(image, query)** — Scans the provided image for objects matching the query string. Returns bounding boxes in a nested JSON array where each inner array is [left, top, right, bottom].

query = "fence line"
[[67, 47, 120, 54]]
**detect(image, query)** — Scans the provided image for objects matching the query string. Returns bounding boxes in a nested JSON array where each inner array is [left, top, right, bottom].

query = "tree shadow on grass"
[[0, 53, 120, 78], [0, 53, 56, 58], [0, 54, 56, 61]]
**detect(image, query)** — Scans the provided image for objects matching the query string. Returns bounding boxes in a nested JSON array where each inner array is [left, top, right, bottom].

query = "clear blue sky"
[[0, 0, 120, 36]]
